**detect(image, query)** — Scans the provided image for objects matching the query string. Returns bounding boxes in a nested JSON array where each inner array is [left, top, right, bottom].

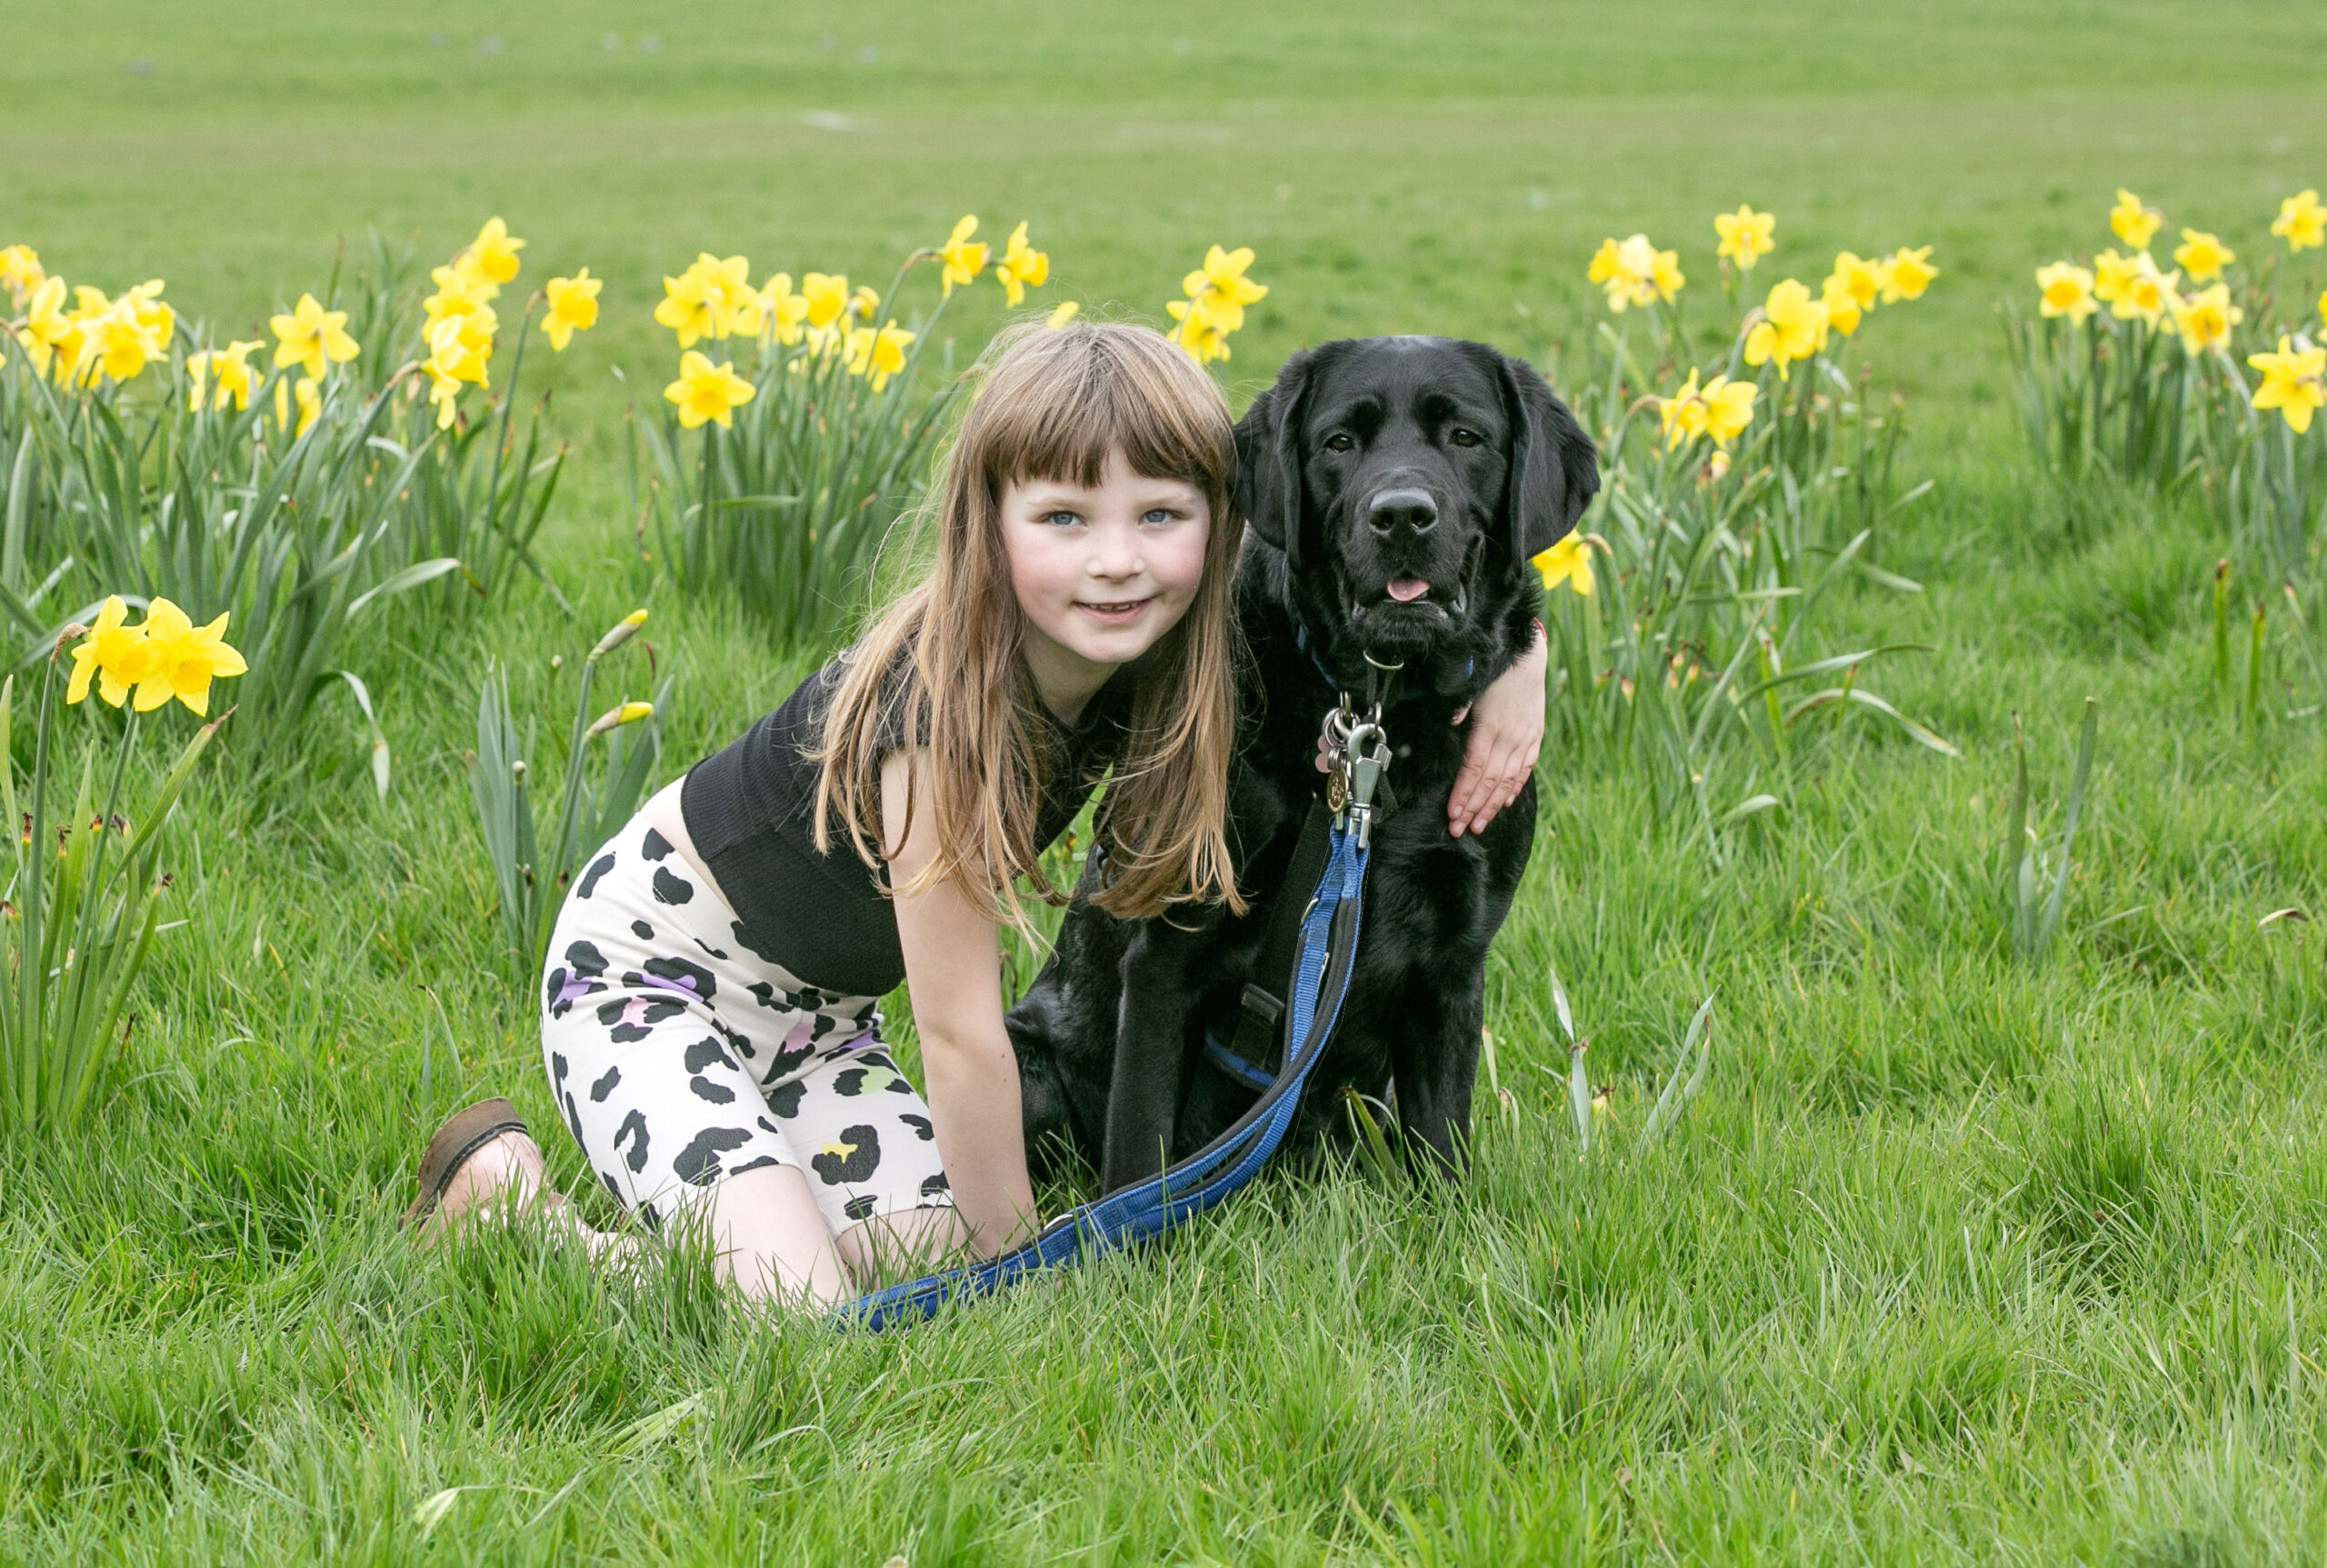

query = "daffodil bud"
[[586, 700, 654, 736], [512, 759, 527, 786], [588, 608, 649, 662]]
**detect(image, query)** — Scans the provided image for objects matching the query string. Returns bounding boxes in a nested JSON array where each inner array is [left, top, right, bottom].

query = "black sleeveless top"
[[680, 654, 1133, 998]]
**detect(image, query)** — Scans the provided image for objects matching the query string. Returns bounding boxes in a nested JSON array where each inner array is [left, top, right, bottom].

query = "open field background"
[[5, 0, 2327, 1561]]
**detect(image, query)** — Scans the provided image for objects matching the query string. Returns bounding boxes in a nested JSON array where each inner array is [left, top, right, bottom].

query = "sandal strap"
[[404, 1096, 528, 1227]]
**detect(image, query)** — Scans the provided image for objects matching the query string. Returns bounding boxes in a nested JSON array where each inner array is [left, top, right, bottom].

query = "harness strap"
[[1222, 800, 1334, 1082]]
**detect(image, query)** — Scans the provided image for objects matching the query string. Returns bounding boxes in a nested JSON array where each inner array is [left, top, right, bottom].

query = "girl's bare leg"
[[428, 1132, 853, 1309]]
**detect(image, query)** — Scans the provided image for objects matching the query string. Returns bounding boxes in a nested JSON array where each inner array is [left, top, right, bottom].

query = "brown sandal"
[[403, 1097, 528, 1228]]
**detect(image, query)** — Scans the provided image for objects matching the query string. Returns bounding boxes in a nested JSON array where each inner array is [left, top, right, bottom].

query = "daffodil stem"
[[478, 299, 536, 589], [16, 648, 60, 1121]]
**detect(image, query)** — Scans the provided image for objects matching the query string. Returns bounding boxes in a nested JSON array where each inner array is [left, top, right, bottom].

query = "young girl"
[[404, 322, 1547, 1308]]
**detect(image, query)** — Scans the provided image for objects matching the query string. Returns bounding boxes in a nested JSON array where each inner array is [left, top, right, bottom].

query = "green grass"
[[6, 1, 2327, 1560]]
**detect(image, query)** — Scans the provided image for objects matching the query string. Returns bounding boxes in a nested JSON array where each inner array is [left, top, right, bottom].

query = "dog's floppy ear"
[[1234, 348, 1314, 567], [1498, 353, 1600, 564]]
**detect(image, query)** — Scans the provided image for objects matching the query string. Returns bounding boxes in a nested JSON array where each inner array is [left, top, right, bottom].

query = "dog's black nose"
[[1365, 487, 1437, 535]]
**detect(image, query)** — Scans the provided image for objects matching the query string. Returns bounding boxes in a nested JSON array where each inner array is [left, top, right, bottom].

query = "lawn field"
[[5, 1, 2327, 1562]]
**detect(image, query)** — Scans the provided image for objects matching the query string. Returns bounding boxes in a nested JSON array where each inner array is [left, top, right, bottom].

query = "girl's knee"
[[699, 1164, 851, 1308], [834, 1204, 971, 1290]]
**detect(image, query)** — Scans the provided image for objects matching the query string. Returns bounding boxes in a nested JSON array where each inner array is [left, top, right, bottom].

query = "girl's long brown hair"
[[813, 320, 1245, 924]]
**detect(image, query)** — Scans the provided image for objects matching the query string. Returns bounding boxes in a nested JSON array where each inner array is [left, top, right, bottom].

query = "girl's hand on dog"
[[1446, 620, 1546, 837]]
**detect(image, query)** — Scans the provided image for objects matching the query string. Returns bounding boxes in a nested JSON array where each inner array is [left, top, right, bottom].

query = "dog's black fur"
[[1007, 335, 1599, 1192]]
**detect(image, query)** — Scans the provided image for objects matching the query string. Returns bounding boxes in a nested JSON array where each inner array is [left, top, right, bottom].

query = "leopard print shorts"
[[538, 813, 952, 1235]]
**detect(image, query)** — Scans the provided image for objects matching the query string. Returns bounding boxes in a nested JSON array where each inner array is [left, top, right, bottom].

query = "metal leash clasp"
[[1322, 650, 1401, 844], [1343, 720, 1391, 846]]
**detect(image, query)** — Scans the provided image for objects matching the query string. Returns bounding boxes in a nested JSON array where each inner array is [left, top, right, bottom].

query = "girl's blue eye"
[[1142, 508, 1177, 525], [1044, 510, 1082, 527]]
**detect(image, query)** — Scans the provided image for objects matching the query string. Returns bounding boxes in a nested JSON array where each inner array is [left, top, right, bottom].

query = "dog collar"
[[1292, 620, 1471, 706]]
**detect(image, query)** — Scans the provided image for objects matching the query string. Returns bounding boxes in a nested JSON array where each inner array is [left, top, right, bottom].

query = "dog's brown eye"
[[1323, 432, 1355, 453], [1450, 427, 1483, 448]]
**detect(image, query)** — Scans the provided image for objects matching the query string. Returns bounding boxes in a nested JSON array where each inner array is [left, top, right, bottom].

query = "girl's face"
[[1000, 447, 1211, 711]]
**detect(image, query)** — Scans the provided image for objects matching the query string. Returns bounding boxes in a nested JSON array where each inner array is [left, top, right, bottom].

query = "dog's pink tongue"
[[1385, 579, 1431, 603]]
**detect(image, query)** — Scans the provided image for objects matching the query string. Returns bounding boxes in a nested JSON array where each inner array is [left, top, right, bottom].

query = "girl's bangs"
[[975, 325, 1234, 497]]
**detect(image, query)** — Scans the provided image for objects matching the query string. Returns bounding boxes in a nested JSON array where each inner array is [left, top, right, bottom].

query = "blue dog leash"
[[836, 694, 1397, 1331]]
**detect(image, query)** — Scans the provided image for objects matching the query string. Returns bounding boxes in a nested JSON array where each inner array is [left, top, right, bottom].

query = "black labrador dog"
[[1008, 335, 1599, 1192]]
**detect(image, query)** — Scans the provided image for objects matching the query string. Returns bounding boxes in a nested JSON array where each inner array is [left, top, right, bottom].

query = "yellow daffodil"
[[1589, 234, 1681, 314], [1533, 535, 1593, 597], [1655, 369, 1706, 449], [1648, 246, 1685, 304], [18, 275, 74, 380], [2170, 283, 2242, 355], [801, 272, 851, 332], [274, 374, 323, 435], [424, 263, 497, 335], [66, 596, 155, 708], [76, 294, 166, 383], [270, 294, 359, 381], [541, 268, 600, 351], [2116, 255, 2181, 329], [0, 244, 41, 307], [1183, 245, 1269, 332], [1165, 295, 1231, 364], [1045, 300, 1080, 329], [1879, 245, 1937, 303], [843, 324, 915, 392], [2272, 189, 2325, 253], [186, 339, 261, 412], [2110, 188, 2163, 251], [703, 255, 756, 335], [2172, 228, 2233, 284], [849, 284, 881, 322], [654, 257, 735, 347], [124, 280, 174, 349], [665, 350, 755, 429], [1743, 278, 1830, 380], [2092, 249, 2140, 306], [462, 217, 526, 285], [1586, 238, 1626, 290], [2037, 261, 2100, 325], [1713, 205, 1775, 271], [731, 271, 808, 346], [426, 304, 497, 387], [2248, 335, 2325, 434], [1829, 252, 1883, 312], [994, 222, 1050, 307], [652, 263, 710, 345], [586, 700, 655, 735], [937, 215, 988, 297], [2319, 289, 2326, 330], [1698, 374, 1757, 447], [1820, 275, 1863, 337], [130, 597, 246, 716]]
